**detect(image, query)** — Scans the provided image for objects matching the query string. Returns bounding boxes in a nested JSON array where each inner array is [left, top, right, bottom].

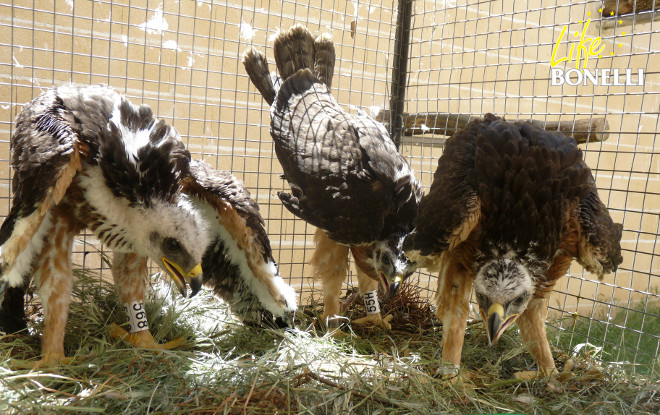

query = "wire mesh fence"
[[0, 0, 657, 375], [400, 0, 659, 374]]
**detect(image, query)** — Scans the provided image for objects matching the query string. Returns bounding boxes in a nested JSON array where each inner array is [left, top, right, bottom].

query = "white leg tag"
[[123, 301, 149, 333], [363, 290, 380, 315]]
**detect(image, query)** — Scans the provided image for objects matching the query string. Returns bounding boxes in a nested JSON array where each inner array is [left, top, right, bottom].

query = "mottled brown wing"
[[245, 25, 419, 245], [575, 175, 624, 278], [473, 116, 621, 275], [0, 88, 86, 276], [181, 160, 296, 327], [271, 69, 419, 245], [404, 116, 489, 257], [182, 159, 272, 262]]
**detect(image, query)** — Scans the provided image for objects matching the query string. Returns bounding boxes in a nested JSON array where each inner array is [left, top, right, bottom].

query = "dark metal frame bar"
[[388, 0, 413, 148]]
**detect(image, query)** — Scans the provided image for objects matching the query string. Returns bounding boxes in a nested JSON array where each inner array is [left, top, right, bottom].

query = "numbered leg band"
[[363, 290, 380, 315], [123, 301, 149, 333]]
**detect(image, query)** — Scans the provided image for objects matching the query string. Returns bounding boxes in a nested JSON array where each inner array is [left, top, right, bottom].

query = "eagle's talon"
[[351, 313, 393, 330], [513, 367, 560, 381], [434, 363, 460, 377], [108, 323, 185, 350], [322, 313, 348, 330], [433, 364, 470, 385], [327, 328, 351, 338], [8, 353, 74, 370]]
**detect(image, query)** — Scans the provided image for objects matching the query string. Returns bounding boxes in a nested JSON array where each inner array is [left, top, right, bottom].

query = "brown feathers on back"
[[183, 159, 273, 262], [405, 114, 623, 373], [243, 24, 421, 246], [407, 113, 623, 281]]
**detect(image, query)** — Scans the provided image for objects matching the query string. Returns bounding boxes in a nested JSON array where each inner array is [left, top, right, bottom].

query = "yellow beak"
[[389, 274, 404, 299], [161, 257, 203, 297], [481, 302, 519, 346], [187, 263, 203, 278]]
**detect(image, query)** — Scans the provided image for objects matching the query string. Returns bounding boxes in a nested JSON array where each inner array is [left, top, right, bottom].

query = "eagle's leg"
[[435, 252, 473, 378], [310, 228, 349, 330], [514, 291, 558, 380], [109, 252, 184, 350], [30, 211, 77, 368], [350, 267, 393, 330]]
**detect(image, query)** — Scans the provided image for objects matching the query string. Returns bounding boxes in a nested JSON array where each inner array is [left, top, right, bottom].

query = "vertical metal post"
[[389, 0, 413, 148]]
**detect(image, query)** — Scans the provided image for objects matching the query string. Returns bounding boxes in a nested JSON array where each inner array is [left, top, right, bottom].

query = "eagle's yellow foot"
[[108, 323, 185, 350], [9, 352, 74, 370], [322, 314, 350, 338], [514, 367, 560, 381], [351, 313, 394, 330], [555, 358, 577, 381], [433, 364, 473, 385], [327, 327, 351, 338]]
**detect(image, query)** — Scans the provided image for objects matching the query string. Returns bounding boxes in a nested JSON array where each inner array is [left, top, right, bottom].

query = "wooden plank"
[[601, 0, 660, 17], [376, 111, 610, 144]]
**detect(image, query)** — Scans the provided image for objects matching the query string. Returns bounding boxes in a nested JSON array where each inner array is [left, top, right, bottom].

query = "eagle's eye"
[[476, 292, 487, 305], [382, 255, 391, 266], [513, 295, 526, 306], [164, 238, 181, 252]]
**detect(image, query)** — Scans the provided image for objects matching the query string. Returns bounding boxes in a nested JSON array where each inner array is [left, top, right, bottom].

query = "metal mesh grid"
[[0, 0, 658, 374], [0, 0, 400, 304], [401, 0, 659, 374]]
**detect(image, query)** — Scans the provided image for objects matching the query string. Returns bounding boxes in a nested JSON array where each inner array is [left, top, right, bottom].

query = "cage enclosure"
[[0, 0, 658, 413]]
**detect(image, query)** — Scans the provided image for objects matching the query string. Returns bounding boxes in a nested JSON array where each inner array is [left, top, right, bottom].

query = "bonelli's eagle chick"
[[0, 85, 296, 368], [242, 25, 421, 331], [405, 113, 623, 379]]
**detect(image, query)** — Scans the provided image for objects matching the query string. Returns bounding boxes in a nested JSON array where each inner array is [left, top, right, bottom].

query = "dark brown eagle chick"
[[243, 25, 421, 331], [405, 113, 623, 378]]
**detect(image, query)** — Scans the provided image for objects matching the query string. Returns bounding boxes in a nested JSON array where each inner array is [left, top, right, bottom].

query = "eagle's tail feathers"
[[314, 33, 335, 88], [0, 281, 28, 334], [0, 210, 48, 281], [242, 48, 276, 106], [273, 24, 316, 81], [577, 188, 624, 280]]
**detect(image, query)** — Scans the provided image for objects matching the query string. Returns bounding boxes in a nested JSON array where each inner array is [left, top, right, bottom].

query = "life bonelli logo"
[[550, 10, 644, 87]]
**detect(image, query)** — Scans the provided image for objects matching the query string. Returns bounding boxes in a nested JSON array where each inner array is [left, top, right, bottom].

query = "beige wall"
[[0, 0, 658, 317], [402, 0, 659, 317]]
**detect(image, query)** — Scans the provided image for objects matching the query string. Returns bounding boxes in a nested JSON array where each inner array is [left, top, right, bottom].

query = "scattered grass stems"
[[550, 300, 660, 376], [0, 268, 657, 414]]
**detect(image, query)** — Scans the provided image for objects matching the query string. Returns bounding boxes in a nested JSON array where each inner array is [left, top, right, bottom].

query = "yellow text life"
[[551, 19, 605, 69]]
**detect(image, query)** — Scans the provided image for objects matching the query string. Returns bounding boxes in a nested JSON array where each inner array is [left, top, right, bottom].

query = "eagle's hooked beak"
[[161, 258, 203, 298], [377, 271, 405, 299], [388, 274, 404, 299], [480, 303, 519, 346], [388, 260, 417, 299]]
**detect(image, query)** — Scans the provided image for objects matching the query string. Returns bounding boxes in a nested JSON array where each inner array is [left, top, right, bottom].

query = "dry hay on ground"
[[0, 268, 658, 414]]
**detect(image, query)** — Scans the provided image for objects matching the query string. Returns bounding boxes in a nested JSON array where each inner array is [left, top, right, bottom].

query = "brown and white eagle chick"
[[243, 25, 421, 331], [405, 114, 623, 378], [0, 85, 208, 366], [184, 159, 297, 328], [0, 85, 296, 367]]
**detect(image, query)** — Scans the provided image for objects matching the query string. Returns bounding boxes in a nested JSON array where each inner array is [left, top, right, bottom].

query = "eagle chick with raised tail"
[[0, 85, 296, 368], [405, 114, 623, 379], [243, 25, 421, 331]]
